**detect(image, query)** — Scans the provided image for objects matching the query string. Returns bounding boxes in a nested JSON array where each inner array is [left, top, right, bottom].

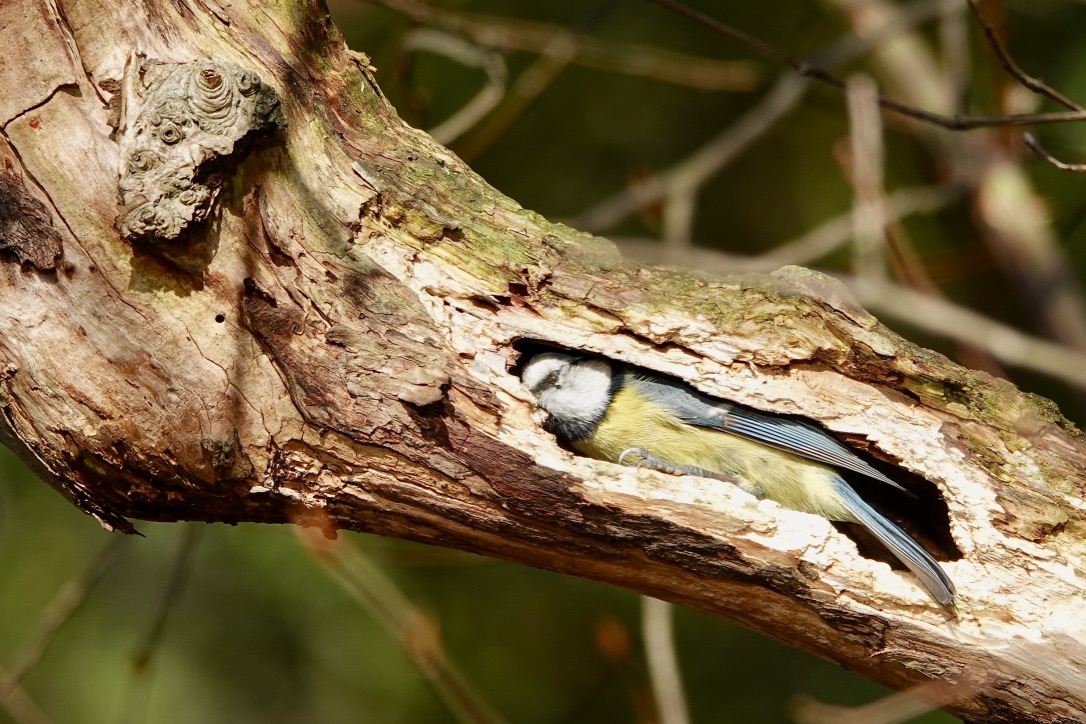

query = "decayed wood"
[[0, 1, 1084, 721]]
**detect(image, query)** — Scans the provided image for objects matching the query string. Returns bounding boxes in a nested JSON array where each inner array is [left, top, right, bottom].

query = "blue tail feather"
[[833, 478, 956, 607]]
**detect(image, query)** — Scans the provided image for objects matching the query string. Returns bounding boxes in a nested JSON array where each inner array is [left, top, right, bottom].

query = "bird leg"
[[617, 448, 764, 498], [617, 447, 724, 479]]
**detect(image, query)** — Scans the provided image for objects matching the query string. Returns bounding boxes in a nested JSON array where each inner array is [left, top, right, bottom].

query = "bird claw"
[[619, 448, 674, 472]]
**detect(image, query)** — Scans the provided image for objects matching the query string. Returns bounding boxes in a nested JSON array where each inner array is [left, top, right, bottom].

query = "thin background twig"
[[0, 536, 125, 692], [645, 0, 1086, 129], [845, 73, 890, 284], [298, 525, 507, 724], [373, 0, 762, 91], [965, 0, 1084, 112], [400, 28, 507, 145], [119, 524, 203, 724], [641, 597, 690, 724], [573, 0, 955, 234]]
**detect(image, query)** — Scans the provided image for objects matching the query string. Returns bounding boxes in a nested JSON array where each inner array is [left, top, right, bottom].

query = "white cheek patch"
[[545, 360, 612, 423]]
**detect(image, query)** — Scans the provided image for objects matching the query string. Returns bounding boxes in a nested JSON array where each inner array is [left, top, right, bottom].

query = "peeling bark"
[[0, 157, 63, 269], [0, 1, 1084, 721]]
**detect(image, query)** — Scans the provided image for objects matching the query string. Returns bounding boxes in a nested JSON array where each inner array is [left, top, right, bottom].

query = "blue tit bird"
[[521, 351, 956, 607]]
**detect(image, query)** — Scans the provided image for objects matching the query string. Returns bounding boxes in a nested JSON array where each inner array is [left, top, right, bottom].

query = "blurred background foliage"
[[4, 0, 1086, 721]]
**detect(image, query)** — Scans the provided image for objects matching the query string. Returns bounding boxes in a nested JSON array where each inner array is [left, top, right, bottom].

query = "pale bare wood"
[[0, 1, 1083, 722]]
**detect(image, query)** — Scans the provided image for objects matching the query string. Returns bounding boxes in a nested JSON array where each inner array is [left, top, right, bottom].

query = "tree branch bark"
[[0, 1, 1083, 721]]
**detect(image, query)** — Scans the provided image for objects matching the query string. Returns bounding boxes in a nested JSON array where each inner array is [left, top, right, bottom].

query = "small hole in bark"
[[215, 314, 225, 323]]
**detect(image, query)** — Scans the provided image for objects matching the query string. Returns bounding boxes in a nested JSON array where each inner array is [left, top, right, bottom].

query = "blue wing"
[[629, 373, 909, 494]]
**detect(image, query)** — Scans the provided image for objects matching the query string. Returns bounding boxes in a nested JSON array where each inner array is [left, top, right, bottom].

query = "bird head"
[[521, 352, 613, 438]]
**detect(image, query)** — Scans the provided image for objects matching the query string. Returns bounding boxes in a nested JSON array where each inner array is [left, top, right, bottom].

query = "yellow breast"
[[573, 385, 854, 521]]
